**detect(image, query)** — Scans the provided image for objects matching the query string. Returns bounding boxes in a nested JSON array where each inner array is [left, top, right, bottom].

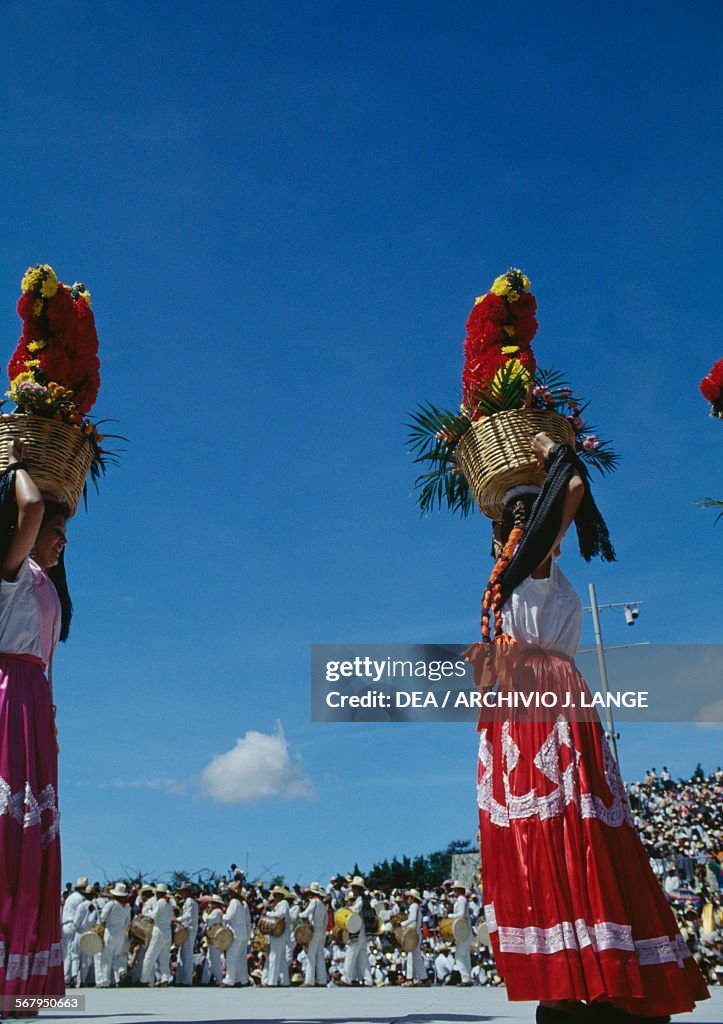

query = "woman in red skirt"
[[469, 434, 709, 1023], [0, 441, 71, 1011]]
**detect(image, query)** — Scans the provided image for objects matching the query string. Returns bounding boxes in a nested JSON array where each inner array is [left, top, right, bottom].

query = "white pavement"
[[38, 986, 723, 1024]]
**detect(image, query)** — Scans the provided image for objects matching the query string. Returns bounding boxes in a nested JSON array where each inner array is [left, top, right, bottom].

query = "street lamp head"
[[624, 605, 639, 626]]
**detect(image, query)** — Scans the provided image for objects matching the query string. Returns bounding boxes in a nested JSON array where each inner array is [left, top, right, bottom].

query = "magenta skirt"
[[0, 653, 64, 1004]]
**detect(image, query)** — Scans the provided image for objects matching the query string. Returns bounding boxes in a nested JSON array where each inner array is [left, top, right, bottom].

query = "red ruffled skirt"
[[0, 654, 64, 1008], [477, 653, 709, 1016]]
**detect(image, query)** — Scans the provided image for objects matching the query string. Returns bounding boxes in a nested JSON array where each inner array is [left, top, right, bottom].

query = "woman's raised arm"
[[2, 439, 44, 581]]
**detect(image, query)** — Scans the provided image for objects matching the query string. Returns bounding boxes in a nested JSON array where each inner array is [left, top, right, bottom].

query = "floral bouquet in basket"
[[1, 264, 120, 512], [406, 268, 619, 518]]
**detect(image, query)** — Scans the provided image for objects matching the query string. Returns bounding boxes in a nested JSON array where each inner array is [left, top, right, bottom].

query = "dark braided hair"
[[481, 444, 615, 640], [0, 465, 22, 564], [42, 501, 73, 642]]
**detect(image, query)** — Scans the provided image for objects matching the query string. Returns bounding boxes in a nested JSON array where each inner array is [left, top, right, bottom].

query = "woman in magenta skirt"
[[469, 434, 709, 1023], [0, 440, 71, 1008]]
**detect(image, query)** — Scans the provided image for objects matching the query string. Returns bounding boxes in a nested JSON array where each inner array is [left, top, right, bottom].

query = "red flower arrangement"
[[461, 269, 538, 417], [699, 358, 723, 419], [8, 265, 100, 416]]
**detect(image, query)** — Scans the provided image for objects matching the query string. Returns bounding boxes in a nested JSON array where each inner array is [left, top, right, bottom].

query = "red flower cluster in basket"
[[8, 265, 100, 416], [462, 269, 538, 419], [699, 358, 723, 418]]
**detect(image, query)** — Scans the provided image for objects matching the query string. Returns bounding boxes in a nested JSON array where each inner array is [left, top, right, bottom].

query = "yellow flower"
[[21, 264, 58, 297], [27, 339, 47, 352], [32, 299, 43, 317], [492, 358, 531, 391], [490, 275, 511, 298], [490, 269, 531, 302], [25, 359, 41, 368], [502, 345, 520, 355], [21, 267, 43, 293], [11, 371, 36, 386], [473, 294, 487, 306]]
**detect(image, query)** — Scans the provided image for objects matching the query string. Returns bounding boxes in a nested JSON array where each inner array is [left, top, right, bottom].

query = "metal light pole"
[[584, 589, 647, 767], [587, 584, 620, 764]]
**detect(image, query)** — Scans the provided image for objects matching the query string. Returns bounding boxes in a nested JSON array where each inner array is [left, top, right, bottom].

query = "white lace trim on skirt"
[[0, 777, 60, 846], [0, 940, 63, 980], [483, 904, 690, 966]]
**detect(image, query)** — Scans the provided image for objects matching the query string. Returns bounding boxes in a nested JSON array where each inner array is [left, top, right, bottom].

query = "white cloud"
[[200, 721, 314, 805]]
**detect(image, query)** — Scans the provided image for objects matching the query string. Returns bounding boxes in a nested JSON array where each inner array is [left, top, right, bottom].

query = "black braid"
[[0, 465, 23, 571], [42, 501, 73, 642], [46, 548, 72, 643]]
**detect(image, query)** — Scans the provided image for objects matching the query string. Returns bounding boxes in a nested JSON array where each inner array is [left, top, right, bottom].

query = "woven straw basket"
[[456, 409, 575, 521], [0, 413, 93, 516]]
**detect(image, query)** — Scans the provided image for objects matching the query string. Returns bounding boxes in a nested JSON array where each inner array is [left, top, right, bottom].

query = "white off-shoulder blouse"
[[500, 558, 582, 658], [0, 557, 61, 666]]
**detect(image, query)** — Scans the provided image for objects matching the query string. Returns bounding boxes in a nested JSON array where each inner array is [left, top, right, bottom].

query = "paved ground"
[[33, 985, 723, 1024]]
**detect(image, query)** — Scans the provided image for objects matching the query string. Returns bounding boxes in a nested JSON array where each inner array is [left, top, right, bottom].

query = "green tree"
[[360, 838, 477, 890]]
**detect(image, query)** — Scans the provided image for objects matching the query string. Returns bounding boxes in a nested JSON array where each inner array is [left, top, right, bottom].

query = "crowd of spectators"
[[627, 766, 723, 986]]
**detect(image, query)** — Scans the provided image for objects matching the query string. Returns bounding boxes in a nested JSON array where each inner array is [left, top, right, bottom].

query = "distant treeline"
[[335, 838, 477, 891]]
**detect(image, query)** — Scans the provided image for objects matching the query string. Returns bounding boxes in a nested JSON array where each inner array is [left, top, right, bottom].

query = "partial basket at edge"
[[456, 408, 575, 521], [0, 413, 93, 516]]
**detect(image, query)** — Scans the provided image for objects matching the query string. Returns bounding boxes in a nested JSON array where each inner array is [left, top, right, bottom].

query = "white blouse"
[[501, 558, 582, 658], [0, 557, 61, 666]]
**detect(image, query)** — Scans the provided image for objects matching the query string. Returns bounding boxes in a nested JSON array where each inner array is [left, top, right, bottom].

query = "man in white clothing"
[[263, 886, 291, 986], [450, 881, 473, 985], [69, 884, 98, 987], [402, 889, 427, 985], [203, 895, 226, 985], [175, 883, 198, 986], [300, 882, 328, 987], [286, 890, 300, 974], [92, 890, 109, 986], [129, 885, 155, 985], [435, 943, 454, 984], [141, 884, 174, 986], [62, 877, 89, 983], [223, 883, 251, 986], [342, 876, 372, 986], [98, 883, 131, 988]]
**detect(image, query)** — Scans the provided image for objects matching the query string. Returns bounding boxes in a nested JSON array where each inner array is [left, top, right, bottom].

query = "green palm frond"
[[466, 362, 528, 416], [405, 402, 474, 516], [696, 497, 723, 524]]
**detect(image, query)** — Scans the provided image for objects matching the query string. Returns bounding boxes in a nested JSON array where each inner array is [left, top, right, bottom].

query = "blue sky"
[[1, 1, 721, 887]]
